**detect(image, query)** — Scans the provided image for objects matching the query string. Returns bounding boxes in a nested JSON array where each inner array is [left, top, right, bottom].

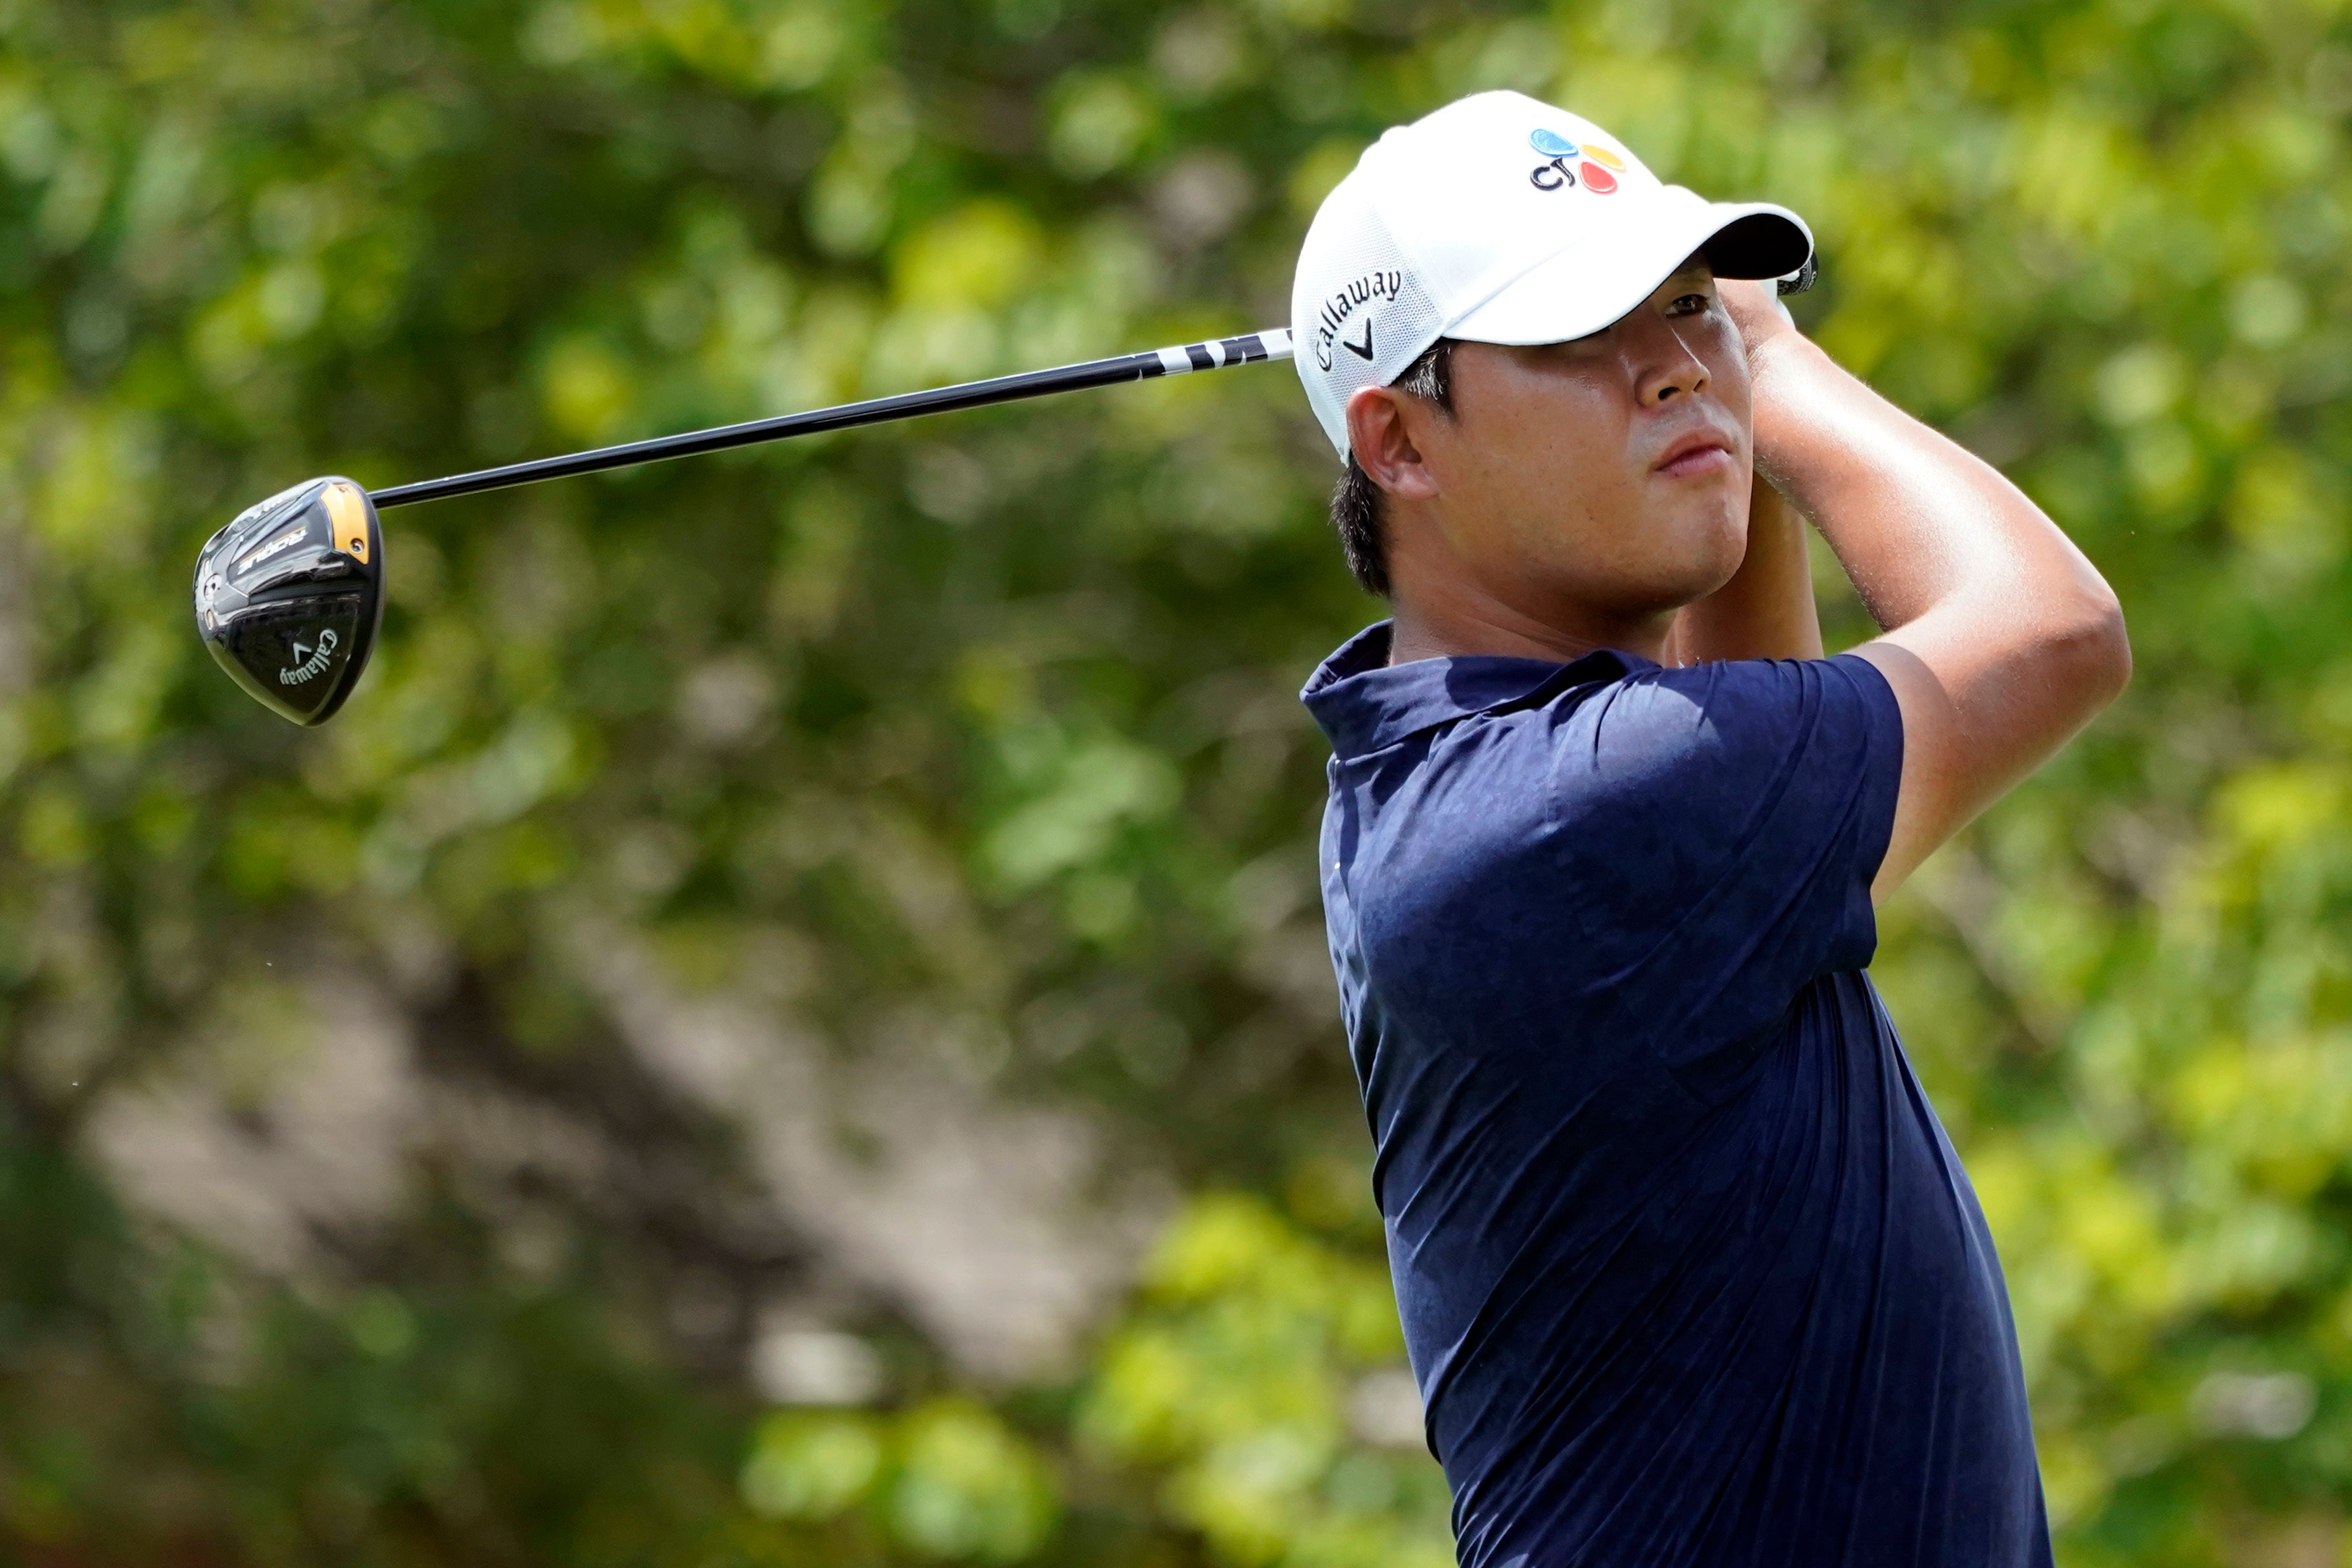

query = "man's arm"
[[1666, 472, 1826, 666], [1721, 281, 2131, 902]]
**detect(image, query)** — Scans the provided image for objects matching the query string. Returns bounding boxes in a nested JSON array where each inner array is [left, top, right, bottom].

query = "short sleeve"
[[1540, 653, 1903, 1080]]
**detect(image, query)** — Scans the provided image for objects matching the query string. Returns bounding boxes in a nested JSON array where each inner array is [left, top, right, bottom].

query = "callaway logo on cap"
[[1291, 90, 1815, 456]]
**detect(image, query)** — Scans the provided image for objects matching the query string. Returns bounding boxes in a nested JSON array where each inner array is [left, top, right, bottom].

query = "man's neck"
[[1387, 585, 1675, 667]]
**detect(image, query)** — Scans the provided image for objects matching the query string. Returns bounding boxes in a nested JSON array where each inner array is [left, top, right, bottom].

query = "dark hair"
[[1329, 338, 1456, 597]]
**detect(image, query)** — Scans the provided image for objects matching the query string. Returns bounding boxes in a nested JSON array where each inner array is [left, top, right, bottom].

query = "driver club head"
[[193, 476, 384, 726]]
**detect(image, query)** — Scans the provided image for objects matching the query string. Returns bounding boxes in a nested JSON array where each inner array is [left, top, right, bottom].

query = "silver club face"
[[193, 476, 384, 726]]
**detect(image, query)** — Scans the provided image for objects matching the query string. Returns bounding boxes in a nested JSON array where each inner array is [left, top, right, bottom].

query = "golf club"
[[192, 261, 1816, 730], [192, 327, 1293, 726]]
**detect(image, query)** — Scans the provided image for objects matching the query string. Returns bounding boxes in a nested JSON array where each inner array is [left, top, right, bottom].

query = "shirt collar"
[[1300, 621, 1646, 758]]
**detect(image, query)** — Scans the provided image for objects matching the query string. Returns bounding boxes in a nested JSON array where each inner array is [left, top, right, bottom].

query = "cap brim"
[[1445, 193, 1813, 349]]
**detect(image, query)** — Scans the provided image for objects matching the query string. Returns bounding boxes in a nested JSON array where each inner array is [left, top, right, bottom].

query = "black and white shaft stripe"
[[1142, 328, 1295, 376]]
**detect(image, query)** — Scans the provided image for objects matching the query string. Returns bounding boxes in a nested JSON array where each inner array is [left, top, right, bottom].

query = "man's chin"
[[1637, 535, 1747, 610]]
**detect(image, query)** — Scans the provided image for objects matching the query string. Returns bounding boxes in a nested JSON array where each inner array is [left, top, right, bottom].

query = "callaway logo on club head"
[[1527, 127, 1625, 195], [1311, 269, 1403, 372], [281, 627, 340, 686]]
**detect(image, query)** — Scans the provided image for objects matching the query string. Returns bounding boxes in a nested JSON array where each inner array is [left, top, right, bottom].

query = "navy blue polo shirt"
[[1302, 623, 2049, 1568]]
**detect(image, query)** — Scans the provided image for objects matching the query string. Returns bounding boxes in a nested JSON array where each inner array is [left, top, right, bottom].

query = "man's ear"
[[1345, 385, 1441, 502]]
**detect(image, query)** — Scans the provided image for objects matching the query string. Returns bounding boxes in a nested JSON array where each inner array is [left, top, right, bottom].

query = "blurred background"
[[0, 0, 2342, 1562]]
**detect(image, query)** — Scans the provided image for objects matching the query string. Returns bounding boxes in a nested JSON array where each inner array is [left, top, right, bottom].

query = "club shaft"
[[368, 328, 1295, 510]]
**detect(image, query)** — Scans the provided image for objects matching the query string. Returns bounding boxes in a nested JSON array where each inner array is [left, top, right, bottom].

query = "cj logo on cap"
[[1527, 128, 1623, 195]]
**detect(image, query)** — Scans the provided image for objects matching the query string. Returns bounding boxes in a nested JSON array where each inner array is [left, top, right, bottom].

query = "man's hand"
[[1717, 277, 1800, 362]]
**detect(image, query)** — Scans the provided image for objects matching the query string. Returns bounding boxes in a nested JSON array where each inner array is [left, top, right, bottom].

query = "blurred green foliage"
[[746, 1400, 1059, 1560], [1077, 1194, 1454, 1567], [2, 0, 2352, 1562]]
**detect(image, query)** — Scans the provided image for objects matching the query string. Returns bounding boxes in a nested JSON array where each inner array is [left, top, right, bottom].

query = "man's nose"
[[1631, 323, 1710, 406]]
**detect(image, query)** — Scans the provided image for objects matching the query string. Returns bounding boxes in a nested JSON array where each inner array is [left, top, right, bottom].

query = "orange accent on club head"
[[323, 482, 369, 562]]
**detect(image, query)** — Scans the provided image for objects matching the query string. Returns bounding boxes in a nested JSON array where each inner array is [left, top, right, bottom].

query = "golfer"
[[1295, 92, 2128, 1566]]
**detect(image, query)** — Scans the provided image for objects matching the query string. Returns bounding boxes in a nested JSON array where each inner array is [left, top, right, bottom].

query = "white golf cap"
[[1291, 90, 1813, 456]]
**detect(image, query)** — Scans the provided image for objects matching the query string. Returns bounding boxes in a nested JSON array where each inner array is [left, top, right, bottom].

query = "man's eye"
[[1670, 293, 1712, 316]]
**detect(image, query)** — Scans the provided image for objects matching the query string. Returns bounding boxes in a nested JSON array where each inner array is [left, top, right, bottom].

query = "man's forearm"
[[1738, 321, 2130, 895], [1668, 472, 1825, 665], [1746, 334, 2111, 639]]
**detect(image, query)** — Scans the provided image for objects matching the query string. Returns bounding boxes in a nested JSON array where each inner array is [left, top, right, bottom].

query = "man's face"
[[1376, 261, 1755, 632]]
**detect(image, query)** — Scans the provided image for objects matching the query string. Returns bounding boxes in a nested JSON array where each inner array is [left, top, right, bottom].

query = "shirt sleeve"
[[1541, 653, 1904, 1089]]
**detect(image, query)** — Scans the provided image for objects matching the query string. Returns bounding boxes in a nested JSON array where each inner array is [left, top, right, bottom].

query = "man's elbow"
[[2053, 585, 2132, 711]]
